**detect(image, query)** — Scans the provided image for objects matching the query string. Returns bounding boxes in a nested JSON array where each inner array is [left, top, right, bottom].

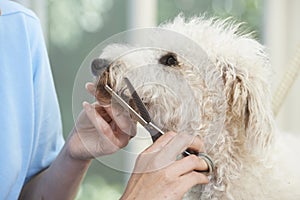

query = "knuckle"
[[186, 154, 208, 170]]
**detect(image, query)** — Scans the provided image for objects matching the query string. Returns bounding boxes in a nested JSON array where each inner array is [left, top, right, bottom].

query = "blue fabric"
[[0, 1, 64, 199]]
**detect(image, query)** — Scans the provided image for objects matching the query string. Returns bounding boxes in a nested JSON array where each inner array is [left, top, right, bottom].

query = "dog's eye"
[[159, 53, 178, 66]]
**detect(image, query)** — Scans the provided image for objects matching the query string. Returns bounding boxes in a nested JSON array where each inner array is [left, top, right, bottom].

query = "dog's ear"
[[219, 57, 274, 155]]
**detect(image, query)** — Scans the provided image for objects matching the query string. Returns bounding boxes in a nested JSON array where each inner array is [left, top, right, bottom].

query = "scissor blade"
[[123, 78, 165, 139], [104, 85, 148, 126], [124, 78, 152, 123], [104, 83, 164, 142]]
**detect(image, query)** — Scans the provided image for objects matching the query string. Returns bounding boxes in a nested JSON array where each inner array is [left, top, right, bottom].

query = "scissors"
[[104, 77, 214, 174]]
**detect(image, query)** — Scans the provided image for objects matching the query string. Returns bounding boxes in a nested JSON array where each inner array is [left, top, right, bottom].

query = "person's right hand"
[[121, 131, 210, 200], [66, 82, 136, 160]]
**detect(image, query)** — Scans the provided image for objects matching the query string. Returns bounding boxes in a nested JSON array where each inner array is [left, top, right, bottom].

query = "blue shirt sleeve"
[[0, 1, 64, 199]]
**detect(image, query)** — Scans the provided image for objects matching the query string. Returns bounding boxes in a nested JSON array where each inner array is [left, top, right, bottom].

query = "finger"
[[114, 125, 132, 148], [188, 135, 205, 153], [82, 101, 117, 143], [89, 102, 132, 146], [177, 171, 209, 194], [133, 132, 177, 173], [85, 82, 97, 96], [102, 105, 136, 137], [94, 104, 112, 123], [157, 134, 198, 161], [167, 155, 208, 177], [143, 131, 177, 154]]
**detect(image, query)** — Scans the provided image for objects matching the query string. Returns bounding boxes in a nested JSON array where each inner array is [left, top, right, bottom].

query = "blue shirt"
[[0, 1, 64, 199]]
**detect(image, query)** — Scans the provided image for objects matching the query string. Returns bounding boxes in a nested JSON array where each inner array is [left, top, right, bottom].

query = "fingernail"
[[85, 82, 90, 90]]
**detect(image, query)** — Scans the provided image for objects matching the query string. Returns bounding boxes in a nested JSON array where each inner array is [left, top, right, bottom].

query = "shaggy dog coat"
[[93, 15, 300, 199]]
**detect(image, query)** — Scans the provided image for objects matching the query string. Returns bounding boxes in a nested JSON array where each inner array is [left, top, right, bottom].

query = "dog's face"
[[92, 15, 274, 161], [92, 37, 227, 151]]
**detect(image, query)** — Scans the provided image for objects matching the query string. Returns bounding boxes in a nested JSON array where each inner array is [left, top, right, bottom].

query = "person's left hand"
[[66, 82, 136, 160], [121, 131, 209, 200]]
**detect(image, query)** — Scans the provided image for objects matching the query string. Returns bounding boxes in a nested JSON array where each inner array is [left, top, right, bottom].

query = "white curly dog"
[[92, 15, 300, 199]]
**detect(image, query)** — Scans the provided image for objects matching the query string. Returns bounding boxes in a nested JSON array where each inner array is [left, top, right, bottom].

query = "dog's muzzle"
[[91, 58, 110, 77]]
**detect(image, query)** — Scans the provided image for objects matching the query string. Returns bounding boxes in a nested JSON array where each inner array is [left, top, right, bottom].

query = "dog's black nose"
[[91, 58, 109, 76]]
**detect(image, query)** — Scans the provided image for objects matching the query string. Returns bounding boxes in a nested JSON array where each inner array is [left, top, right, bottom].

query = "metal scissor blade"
[[104, 84, 148, 126], [123, 78, 164, 140], [104, 83, 164, 142], [123, 77, 152, 123]]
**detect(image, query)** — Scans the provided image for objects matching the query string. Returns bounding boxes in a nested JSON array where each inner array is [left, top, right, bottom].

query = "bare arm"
[[19, 139, 91, 200], [20, 98, 132, 199]]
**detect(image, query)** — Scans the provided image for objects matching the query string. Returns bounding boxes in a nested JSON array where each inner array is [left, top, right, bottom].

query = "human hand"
[[67, 82, 136, 160], [121, 131, 209, 200]]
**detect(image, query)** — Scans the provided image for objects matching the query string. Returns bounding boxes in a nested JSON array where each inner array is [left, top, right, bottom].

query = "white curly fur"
[[95, 15, 300, 199]]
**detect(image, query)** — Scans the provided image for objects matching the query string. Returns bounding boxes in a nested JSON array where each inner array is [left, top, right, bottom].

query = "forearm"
[[19, 139, 91, 200], [19, 100, 132, 199]]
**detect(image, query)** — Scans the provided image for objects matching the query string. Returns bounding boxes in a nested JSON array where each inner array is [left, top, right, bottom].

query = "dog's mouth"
[[92, 58, 121, 104], [92, 60, 141, 125]]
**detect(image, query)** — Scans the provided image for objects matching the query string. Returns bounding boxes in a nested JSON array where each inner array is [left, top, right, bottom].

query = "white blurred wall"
[[125, 0, 158, 182], [128, 0, 157, 28], [265, 0, 300, 134]]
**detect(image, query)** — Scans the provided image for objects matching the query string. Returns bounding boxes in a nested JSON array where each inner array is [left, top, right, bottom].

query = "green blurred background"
[[47, 0, 263, 199], [15, 0, 300, 199]]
